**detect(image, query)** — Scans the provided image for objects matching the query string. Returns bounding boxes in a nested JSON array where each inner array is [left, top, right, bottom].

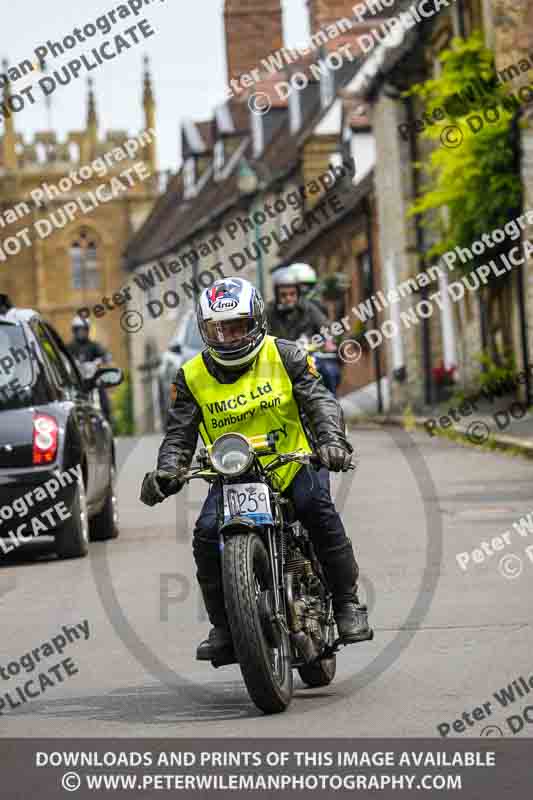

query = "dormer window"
[[183, 157, 196, 199], [321, 65, 335, 109], [289, 90, 302, 134], [251, 112, 264, 158], [214, 140, 225, 179]]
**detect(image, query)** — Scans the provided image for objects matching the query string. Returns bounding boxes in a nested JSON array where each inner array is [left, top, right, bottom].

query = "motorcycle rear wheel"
[[222, 533, 293, 714]]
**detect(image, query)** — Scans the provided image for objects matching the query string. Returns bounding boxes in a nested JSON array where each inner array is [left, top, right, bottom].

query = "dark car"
[[0, 307, 123, 559], [158, 310, 203, 429]]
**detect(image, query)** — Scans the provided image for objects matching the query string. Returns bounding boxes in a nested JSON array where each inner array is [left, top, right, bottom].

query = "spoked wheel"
[[222, 533, 293, 714]]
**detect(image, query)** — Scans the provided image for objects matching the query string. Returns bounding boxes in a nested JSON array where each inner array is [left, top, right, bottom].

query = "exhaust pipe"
[[290, 631, 320, 663]]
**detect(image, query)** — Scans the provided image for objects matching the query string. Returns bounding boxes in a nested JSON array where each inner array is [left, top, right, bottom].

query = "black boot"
[[196, 626, 235, 661], [319, 541, 373, 644], [196, 580, 236, 664], [334, 600, 373, 643]]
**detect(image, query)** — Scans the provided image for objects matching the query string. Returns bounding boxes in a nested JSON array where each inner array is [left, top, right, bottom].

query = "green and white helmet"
[[288, 263, 317, 287]]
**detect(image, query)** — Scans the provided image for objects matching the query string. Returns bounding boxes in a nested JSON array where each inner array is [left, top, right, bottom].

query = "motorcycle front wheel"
[[222, 533, 293, 714]]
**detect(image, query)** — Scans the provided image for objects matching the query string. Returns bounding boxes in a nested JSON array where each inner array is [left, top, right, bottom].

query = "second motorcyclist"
[[266, 266, 328, 342], [68, 315, 113, 423], [267, 267, 341, 396]]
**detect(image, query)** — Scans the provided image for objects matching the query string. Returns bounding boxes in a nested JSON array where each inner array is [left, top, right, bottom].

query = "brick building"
[[125, 0, 392, 431], [0, 59, 165, 371], [341, 0, 533, 411]]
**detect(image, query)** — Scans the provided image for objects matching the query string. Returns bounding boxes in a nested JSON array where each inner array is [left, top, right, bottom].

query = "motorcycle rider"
[[140, 277, 372, 663], [288, 262, 328, 316], [67, 315, 113, 423], [267, 266, 329, 341], [270, 265, 341, 396]]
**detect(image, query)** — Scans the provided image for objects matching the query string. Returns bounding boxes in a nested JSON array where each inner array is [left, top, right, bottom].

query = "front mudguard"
[[218, 516, 261, 537]]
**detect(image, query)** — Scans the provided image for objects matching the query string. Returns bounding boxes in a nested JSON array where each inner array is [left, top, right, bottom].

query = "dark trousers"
[[192, 465, 359, 618], [316, 356, 341, 397]]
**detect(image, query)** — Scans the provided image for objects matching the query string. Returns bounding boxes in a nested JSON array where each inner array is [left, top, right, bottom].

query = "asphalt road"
[[1, 426, 532, 738]]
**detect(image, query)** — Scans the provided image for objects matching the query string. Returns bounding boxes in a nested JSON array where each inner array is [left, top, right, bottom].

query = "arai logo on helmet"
[[207, 280, 243, 313], [212, 297, 238, 312]]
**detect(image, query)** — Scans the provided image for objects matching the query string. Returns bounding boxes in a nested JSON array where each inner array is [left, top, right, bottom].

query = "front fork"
[[266, 526, 289, 636]]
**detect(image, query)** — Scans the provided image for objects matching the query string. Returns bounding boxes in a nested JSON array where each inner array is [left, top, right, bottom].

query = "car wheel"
[[55, 479, 89, 559], [89, 465, 120, 541]]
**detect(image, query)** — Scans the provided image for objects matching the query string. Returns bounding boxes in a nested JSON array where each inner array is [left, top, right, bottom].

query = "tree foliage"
[[407, 32, 521, 267], [112, 369, 134, 436]]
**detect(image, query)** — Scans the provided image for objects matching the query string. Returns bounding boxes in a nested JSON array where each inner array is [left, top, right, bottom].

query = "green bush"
[[450, 352, 517, 405], [112, 369, 134, 436], [473, 352, 517, 394]]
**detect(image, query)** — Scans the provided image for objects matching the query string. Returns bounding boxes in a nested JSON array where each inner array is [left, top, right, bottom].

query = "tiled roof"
[[196, 121, 215, 150], [124, 36, 368, 270], [275, 169, 374, 263], [123, 172, 183, 266]]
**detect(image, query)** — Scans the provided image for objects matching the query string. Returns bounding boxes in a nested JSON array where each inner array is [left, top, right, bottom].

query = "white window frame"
[[251, 112, 264, 158], [289, 90, 302, 134], [183, 158, 196, 199], [214, 140, 225, 179], [321, 66, 335, 109]]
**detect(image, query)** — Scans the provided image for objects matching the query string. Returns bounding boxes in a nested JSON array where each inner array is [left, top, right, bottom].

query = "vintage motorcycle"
[[170, 431, 363, 715]]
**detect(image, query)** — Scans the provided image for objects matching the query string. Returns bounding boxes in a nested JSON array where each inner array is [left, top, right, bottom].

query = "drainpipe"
[[405, 96, 432, 406], [456, 0, 466, 37], [512, 111, 531, 405], [364, 196, 383, 413]]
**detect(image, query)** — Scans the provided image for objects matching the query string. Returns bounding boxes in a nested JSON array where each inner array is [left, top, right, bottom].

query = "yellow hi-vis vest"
[[182, 335, 312, 491]]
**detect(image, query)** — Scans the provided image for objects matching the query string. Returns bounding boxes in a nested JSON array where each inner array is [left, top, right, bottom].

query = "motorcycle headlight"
[[210, 433, 253, 476]]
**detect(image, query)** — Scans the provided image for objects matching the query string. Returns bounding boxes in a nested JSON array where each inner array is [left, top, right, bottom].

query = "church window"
[[70, 229, 100, 290]]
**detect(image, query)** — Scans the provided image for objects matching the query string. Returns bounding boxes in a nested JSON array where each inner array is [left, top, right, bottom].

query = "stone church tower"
[[0, 58, 162, 371]]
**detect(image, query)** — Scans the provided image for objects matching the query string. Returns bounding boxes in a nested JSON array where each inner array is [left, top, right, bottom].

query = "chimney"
[[224, 0, 284, 84], [306, 0, 360, 31]]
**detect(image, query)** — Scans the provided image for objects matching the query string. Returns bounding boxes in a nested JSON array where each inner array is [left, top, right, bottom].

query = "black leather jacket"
[[157, 337, 352, 473]]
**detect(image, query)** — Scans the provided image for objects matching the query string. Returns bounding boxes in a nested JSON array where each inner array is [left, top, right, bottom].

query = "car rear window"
[[0, 323, 53, 409]]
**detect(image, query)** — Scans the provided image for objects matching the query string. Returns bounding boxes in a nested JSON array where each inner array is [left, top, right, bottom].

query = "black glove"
[[318, 444, 353, 472], [140, 470, 184, 506]]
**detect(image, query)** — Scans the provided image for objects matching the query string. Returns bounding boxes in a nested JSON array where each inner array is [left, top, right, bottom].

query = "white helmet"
[[272, 266, 300, 311], [272, 266, 298, 288], [197, 277, 267, 368], [71, 315, 90, 332], [288, 262, 317, 287]]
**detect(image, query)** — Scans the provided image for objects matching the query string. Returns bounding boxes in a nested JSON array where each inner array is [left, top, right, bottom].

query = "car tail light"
[[32, 414, 58, 464]]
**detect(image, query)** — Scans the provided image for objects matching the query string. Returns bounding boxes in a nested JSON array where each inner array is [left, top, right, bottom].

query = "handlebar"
[[162, 449, 354, 488]]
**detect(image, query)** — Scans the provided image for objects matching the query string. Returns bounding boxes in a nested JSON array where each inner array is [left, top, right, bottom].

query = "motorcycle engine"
[[285, 544, 324, 640]]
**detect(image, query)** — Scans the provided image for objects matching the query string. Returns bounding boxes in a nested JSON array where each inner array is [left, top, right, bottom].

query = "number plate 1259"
[[223, 482, 273, 525]]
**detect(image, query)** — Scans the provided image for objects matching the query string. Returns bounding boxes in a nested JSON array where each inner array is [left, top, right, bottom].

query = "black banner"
[[0, 738, 531, 798]]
